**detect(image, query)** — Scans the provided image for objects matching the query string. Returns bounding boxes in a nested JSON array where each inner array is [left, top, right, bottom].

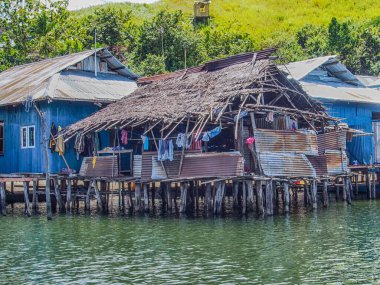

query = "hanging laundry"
[[291, 122, 297, 132], [92, 155, 97, 168], [234, 111, 248, 122], [266, 111, 274, 122], [121, 129, 128, 145], [49, 122, 57, 153], [191, 133, 202, 150], [246, 137, 255, 145], [176, 133, 192, 149], [158, 139, 173, 161], [202, 126, 222, 141], [141, 135, 149, 151], [55, 126, 65, 156]]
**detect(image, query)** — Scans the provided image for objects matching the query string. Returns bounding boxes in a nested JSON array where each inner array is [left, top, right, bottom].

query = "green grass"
[[75, 0, 380, 47]]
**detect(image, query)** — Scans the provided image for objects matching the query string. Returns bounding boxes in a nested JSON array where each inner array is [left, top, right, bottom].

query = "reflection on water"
[[0, 201, 379, 284]]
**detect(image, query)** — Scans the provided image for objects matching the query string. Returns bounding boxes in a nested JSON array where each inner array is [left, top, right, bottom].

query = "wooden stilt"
[[151, 183, 156, 209], [118, 182, 122, 211], [342, 177, 347, 202], [242, 181, 247, 215], [66, 179, 72, 213], [93, 181, 104, 213], [45, 176, 52, 220], [135, 183, 142, 212], [23, 181, 31, 217], [372, 171, 376, 199], [85, 181, 92, 212], [265, 180, 273, 216], [0, 182, 6, 216], [322, 180, 329, 207], [31, 180, 38, 213], [10, 182, 14, 210], [195, 181, 199, 213], [128, 182, 134, 212], [366, 172, 371, 199], [247, 181, 254, 213], [205, 183, 212, 212], [214, 181, 225, 215], [179, 182, 188, 213], [311, 179, 317, 209], [53, 177, 65, 213], [304, 184, 308, 206], [335, 179, 340, 202], [346, 177, 352, 205], [284, 181, 290, 213], [354, 175, 359, 197], [233, 181, 239, 209], [256, 180, 264, 217], [143, 183, 149, 212]]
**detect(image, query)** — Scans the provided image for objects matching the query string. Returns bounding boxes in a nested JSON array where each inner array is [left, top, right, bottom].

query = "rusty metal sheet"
[[317, 131, 347, 155], [324, 150, 348, 175], [79, 156, 118, 177], [306, 155, 328, 176], [179, 152, 244, 179], [254, 129, 318, 155], [258, 152, 316, 178]]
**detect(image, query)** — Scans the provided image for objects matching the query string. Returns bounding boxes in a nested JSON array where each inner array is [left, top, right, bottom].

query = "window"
[[21, 126, 35, 149], [0, 121, 4, 155]]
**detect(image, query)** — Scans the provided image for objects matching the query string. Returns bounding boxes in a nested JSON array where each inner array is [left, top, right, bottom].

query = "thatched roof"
[[63, 48, 331, 140]]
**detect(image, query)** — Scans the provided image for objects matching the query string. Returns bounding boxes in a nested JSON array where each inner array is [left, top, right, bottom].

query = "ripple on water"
[[0, 201, 379, 284]]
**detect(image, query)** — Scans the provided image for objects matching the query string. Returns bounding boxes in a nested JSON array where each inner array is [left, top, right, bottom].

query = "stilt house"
[[0, 49, 138, 174], [63, 48, 349, 199]]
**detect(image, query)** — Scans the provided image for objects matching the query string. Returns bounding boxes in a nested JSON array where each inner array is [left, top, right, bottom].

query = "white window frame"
[[21, 125, 35, 149]]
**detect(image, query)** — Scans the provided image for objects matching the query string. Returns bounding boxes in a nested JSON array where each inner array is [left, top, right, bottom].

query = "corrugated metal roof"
[[357, 75, 380, 87], [52, 71, 137, 103], [280, 55, 363, 86], [254, 129, 318, 155], [0, 49, 138, 106], [258, 152, 316, 178], [300, 82, 380, 104], [306, 155, 328, 176]]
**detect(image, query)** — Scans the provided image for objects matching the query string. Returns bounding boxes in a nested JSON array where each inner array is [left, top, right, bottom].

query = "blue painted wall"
[[0, 100, 105, 174], [319, 99, 380, 165]]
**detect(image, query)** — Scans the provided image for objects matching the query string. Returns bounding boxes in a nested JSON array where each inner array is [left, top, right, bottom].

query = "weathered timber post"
[[322, 180, 329, 207], [135, 182, 142, 212], [354, 174, 359, 197], [0, 182, 6, 216], [66, 179, 72, 213], [195, 181, 199, 213], [118, 182, 122, 211], [10, 182, 14, 210], [372, 171, 376, 199], [213, 181, 226, 215], [242, 181, 247, 215], [151, 183, 156, 208], [93, 181, 104, 213], [143, 183, 149, 212], [256, 180, 264, 217], [265, 180, 273, 216], [85, 181, 92, 212], [179, 182, 188, 213], [366, 172, 371, 199], [23, 181, 31, 217], [342, 177, 347, 202], [247, 181, 254, 213], [128, 182, 134, 212], [53, 177, 65, 213], [233, 181, 239, 209], [311, 179, 317, 210], [346, 177, 352, 205], [303, 183, 308, 206], [335, 178, 340, 202], [32, 180, 38, 213], [284, 181, 290, 214], [205, 183, 212, 212]]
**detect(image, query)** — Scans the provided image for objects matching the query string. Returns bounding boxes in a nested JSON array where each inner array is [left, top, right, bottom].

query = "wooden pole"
[[311, 179, 317, 209], [372, 171, 376, 199], [242, 181, 247, 215], [23, 181, 31, 217], [85, 181, 92, 212], [53, 177, 65, 213], [32, 180, 38, 213], [322, 180, 329, 207], [205, 183, 212, 212], [143, 183, 149, 212], [93, 180, 104, 213], [284, 181, 290, 213], [233, 181, 239, 209], [135, 182, 142, 212], [0, 182, 6, 216], [256, 180, 264, 217], [66, 179, 72, 213], [354, 174, 359, 197], [247, 181, 254, 213], [179, 182, 188, 213], [342, 177, 347, 202], [214, 181, 225, 215], [265, 180, 273, 216]]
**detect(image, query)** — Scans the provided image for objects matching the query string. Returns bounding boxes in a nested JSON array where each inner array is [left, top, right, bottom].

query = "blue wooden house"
[[281, 56, 380, 165], [0, 49, 138, 174]]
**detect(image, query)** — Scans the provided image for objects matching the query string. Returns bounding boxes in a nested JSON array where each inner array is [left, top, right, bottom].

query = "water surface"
[[0, 201, 379, 284]]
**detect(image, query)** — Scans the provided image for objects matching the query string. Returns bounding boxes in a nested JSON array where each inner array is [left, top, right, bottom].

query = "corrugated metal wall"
[[321, 99, 380, 164]]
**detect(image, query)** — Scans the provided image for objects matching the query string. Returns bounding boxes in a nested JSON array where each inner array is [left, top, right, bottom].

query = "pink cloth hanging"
[[121, 129, 128, 145], [246, 137, 255, 145]]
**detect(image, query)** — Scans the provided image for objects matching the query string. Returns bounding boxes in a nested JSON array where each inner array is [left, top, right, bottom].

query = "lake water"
[[0, 201, 379, 284]]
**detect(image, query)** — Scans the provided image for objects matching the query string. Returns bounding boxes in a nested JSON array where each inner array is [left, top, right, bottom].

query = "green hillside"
[[75, 0, 380, 47]]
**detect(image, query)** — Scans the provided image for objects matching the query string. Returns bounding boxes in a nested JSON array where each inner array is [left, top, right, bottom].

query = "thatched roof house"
[[63, 49, 347, 185]]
